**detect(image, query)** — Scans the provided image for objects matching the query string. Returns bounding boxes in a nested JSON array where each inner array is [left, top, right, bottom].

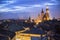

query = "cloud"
[[5, 1, 15, 4], [0, 0, 16, 8], [30, 4, 42, 7], [0, 8, 10, 12], [51, 0, 56, 2], [13, 6, 26, 10], [44, 2, 57, 5], [0, 4, 42, 12], [0, 4, 7, 8], [0, 0, 59, 13], [0, 6, 26, 12], [1, 0, 16, 4]]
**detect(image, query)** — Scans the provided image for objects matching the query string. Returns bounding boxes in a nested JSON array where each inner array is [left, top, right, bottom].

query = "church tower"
[[41, 9, 44, 21], [45, 5, 50, 20]]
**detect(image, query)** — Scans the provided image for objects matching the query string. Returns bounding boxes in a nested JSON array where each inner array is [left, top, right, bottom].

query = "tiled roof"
[[22, 27, 46, 34], [0, 29, 15, 39]]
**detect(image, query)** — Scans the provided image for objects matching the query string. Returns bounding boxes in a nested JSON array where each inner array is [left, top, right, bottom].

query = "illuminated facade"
[[25, 6, 50, 24], [34, 6, 50, 24], [12, 27, 47, 40], [15, 32, 40, 40], [14, 30, 46, 40]]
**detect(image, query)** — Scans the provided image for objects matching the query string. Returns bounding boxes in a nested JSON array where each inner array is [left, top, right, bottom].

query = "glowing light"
[[25, 20, 27, 22], [23, 27, 30, 31], [35, 19, 41, 25], [16, 38, 21, 40]]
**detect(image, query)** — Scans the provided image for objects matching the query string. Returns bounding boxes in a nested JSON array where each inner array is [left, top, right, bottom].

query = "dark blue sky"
[[0, 0, 60, 19]]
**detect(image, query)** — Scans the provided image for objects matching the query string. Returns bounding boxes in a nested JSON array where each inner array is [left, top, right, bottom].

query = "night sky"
[[0, 0, 60, 19]]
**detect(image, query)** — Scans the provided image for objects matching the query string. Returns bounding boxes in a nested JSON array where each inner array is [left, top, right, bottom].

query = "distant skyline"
[[0, 0, 60, 20]]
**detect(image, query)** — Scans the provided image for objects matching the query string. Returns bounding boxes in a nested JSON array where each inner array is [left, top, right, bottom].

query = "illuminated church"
[[25, 6, 50, 24], [34, 6, 50, 24]]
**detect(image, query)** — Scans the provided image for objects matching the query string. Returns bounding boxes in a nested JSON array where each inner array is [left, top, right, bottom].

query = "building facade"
[[34, 6, 50, 24]]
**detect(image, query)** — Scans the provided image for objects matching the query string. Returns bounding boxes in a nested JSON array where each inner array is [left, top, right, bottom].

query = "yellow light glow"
[[16, 38, 21, 40], [25, 20, 27, 22], [34, 19, 41, 25]]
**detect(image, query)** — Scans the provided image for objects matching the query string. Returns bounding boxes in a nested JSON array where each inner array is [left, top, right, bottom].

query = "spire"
[[28, 16, 31, 20], [45, 5, 50, 20], [41, 8, 44, 21], [46, 5, 49, 13], [41, 8, 44, 16], [41, 9, 44, 13], [46, 5, 48, 9]]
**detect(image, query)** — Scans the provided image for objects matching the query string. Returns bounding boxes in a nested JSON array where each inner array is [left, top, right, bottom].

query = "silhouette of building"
[[25, 6, 50, 24], [43, 5, 50, 21], [35, 5, 50, 24], [25, 16, 34, 23]]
